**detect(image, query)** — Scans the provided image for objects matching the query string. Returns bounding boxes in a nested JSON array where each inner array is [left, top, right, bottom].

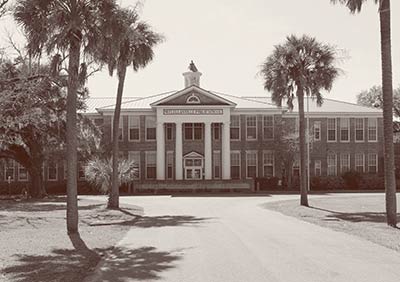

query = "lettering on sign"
[[163, 109, 223, 115]]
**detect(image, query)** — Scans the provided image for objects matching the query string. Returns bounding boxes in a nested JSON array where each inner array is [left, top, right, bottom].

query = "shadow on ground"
[[2, 233, 182, 282], [89, 214, 213, 228], [309, 206, 400, 225]]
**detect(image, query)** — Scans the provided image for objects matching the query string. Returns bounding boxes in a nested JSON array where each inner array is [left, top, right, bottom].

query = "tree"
[[84, 157, 138, 195], [0, 59, 100, 198], [260, 35, 340, 206], [14, 0, 118, 234], [0, 0, 9, 18], [275, 119, 314, 190], [331, 0, 397, 226], [357, 85, 400, 117], [96, 7, 163, 209]]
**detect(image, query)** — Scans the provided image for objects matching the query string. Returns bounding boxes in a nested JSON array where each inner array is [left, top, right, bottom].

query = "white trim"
[[213, 150, 221, 179], [340, 153, 350, 173], [314, 160, 321, 176], [354, 118, 365, 142], [262, 115, 274, 140], [246, 150, 258, 179], [327, 153, 337, 176], [230, 150, 241, 179], [47, 162, 58, 181], [145, 151, 156, 179], [18, 163, 28, 182], [339, 118, 350, 143], [246, 115, 257, 141], [355, 153, 365, 173], [145, 116, 156, 141], [367, 118, 378, 142], [313, 121, 321, 141], [368, 153, 378, 173], [128, 115, 140, 142], [230, 115, 241, 141], [262, 150, 274, 177], [151, 85, 236, 107], [327, 118, 337, 142]]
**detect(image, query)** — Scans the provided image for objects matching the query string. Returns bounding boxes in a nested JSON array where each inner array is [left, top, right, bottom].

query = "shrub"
[[311, 176, 345, 190], [84, 157, 138, 194], [256, 177, 280, 190], [341, 170, 362, 189]]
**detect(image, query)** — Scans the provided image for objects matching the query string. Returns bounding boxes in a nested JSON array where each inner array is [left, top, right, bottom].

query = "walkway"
[[85, 194, 400, 282]]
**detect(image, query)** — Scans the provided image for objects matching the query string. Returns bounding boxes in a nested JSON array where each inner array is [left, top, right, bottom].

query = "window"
[[128, 151, 140, 179], [340, 154, 350, 173], [327, 118, 337, 142], [47, 160, 58, 181], [212, 123, 220, 140], [246, 151, 257, 178], [166, 151, 174, 180], [63, 160, 67, 180], [314, 121, 321, 141], [184, 123, 203, 140], [128, 116, 140, 141], [314, 160, 321, 176], [368, 118, 377, 142], [145, 151, 156, 179], [186, 94, 200, 104], [18, 163, 28, 181], [263, 151, 274, 177], [368, 153, 378, 173], [340, 118, 350, 142], [166, 124, 173, 141], [230, 116, 240, 140], [355, 153, 365, 173], [263, 116, 274, 140], [355, 118, 364, 142], [213, 151, 221, 179], [327, 153, 337, 176], [230, 151, 241, 179], [246, 116, 257, 140], [4, 159, 15, 181], [145, 116, 156, 140]]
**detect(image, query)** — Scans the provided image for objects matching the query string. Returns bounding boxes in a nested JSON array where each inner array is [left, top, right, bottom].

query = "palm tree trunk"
[[379, 0, 397, 227], [109, 65, 127, 209], [66, 36, 81, 234], [297, 89, 309, 206]]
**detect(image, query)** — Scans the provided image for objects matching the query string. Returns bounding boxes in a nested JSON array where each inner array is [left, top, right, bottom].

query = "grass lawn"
[[264, 193, 400, 252], [0, 196, 142, 282]]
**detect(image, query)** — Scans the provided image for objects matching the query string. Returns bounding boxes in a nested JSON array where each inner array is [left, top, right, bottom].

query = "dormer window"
[[186, 93, 201, 104]]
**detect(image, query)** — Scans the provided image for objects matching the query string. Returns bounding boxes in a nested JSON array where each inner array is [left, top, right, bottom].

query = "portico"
[[152, 86, 234, 181]]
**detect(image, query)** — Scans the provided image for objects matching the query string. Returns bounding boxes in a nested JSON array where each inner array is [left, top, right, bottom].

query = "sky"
[[2, 0, 400, 103]]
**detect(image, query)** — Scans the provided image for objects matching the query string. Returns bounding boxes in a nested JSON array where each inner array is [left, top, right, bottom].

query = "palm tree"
[[331, 0, 397, 227], [260, 35, 340, 206], [14, 0, 118, 234], [97, 7, 163, 209], [84, 157, 138, 195]]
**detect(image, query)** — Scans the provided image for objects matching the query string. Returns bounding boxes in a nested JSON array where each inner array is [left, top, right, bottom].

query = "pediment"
[[183, 151, 203, 159], [151, 86, 235, 106]]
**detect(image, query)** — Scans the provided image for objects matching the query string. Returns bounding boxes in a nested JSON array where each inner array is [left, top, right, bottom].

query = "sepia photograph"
[[0, 0, 399, 281]]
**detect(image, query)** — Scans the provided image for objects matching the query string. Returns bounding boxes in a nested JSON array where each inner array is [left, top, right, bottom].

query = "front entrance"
[[183, 152, 204, 180]]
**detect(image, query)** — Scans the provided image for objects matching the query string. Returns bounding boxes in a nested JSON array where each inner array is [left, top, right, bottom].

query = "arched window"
[[186, 93, 201, 104]]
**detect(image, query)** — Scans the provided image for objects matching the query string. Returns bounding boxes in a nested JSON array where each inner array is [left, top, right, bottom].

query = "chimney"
[[183, 60, 202, 87]]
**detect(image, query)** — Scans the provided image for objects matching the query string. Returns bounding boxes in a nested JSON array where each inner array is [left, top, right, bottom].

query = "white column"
[[156, 122, 165, 180], [204, 122, 212, 180], [175, 122, 183, 180], [221, 121, 231, 179]]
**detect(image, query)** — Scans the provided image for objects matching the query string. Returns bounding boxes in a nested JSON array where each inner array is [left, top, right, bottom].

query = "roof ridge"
[[97, 90, 177, 109], [210, 91, 277, 107], [322, 97, 381, 110]]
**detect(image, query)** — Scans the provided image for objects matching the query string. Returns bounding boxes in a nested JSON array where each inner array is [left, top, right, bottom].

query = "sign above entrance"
[[163, 109, 223, 115]]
